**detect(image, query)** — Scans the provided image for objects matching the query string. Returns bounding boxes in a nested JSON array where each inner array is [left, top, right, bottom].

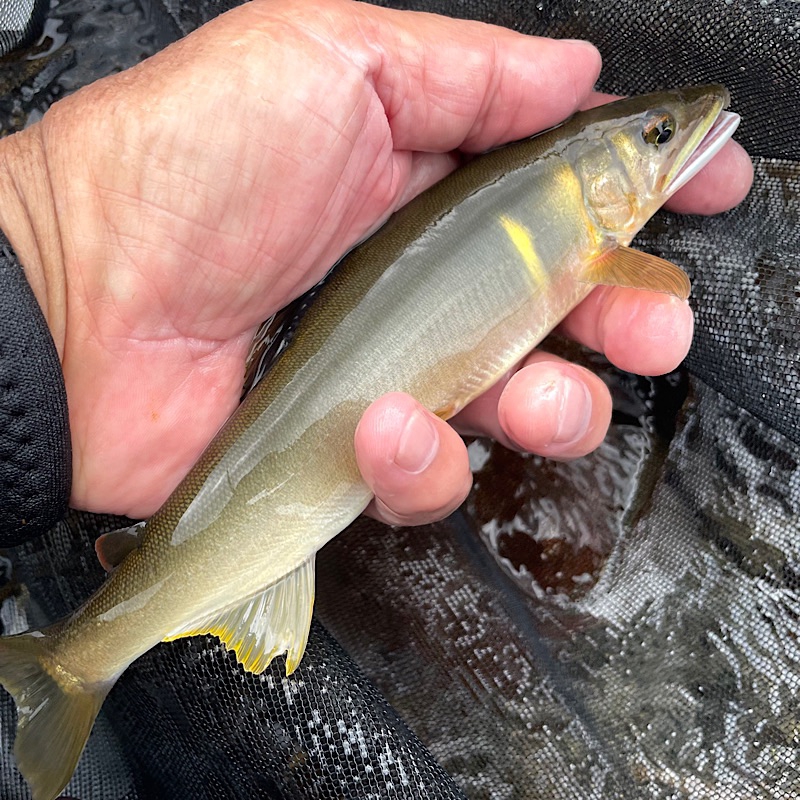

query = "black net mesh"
[[0, 0, 49, 59], [1, 0, 799, 798]]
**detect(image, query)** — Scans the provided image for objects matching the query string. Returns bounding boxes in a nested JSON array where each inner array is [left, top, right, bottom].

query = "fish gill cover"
[[0, 0, 798, 797]]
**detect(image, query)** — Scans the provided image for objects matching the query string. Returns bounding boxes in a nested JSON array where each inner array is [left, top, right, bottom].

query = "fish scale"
[[0, 85, 739, 800]]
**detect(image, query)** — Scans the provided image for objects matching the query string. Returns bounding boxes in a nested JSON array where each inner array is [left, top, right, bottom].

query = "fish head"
[[569, 84, 740, 240]]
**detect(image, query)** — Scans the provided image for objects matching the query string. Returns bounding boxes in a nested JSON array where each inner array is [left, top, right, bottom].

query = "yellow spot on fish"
[[499, 216, 548, 287]]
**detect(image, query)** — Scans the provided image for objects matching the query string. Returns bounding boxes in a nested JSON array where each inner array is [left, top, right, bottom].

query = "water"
[[0, 0, 173, 136], [468, 337, 689, 605]]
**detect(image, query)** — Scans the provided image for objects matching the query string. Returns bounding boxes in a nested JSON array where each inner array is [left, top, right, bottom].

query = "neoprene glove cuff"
[[0, 228, 70, 546]]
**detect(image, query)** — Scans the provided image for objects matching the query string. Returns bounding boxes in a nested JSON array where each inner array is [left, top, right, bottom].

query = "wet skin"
[[0, 0, 753, 524]]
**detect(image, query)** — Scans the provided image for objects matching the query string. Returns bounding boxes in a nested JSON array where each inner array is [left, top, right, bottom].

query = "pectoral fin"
[[582, 245, 691, 300], [164, 556, 315, 675], [95, 522, 146, 572]]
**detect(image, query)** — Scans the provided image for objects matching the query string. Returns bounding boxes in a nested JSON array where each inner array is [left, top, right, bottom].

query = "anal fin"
[[163, 556, 315, 675], [582, 245, 691, 300]]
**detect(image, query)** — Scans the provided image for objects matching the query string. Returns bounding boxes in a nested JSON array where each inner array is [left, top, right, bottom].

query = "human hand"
[[0, 0, 752, 522]]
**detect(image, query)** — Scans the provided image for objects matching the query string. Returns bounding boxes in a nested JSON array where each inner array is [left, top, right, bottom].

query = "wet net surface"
[[0, 0, 48, 59], [0, 0, 799, 797]]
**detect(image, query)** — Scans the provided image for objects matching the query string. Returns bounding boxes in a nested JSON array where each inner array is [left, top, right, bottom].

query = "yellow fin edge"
[[163, 556, 315, 676]]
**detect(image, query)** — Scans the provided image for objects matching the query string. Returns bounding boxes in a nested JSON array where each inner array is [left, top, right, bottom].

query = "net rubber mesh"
[[0, 0, 798, 797], [0, 0, 48, 59]]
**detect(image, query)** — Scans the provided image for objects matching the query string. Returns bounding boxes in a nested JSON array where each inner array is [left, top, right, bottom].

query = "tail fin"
[[0, 630, 112, 800]]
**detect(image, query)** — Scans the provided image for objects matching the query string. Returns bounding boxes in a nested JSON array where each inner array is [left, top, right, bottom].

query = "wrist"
[[0, 124, 67, 357]]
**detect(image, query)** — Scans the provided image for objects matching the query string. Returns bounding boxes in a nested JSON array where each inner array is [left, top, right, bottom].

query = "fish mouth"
[[666, 109, 741, 195]]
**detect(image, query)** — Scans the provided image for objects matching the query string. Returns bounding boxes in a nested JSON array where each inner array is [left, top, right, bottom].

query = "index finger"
[[344, 1, 603, 152]]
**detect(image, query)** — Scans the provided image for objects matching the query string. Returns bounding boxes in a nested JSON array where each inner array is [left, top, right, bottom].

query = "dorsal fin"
[[582, 245, 691, 300], [163, 556, 315, 675]]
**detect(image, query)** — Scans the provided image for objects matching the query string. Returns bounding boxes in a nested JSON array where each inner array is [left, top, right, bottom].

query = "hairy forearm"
[[0, 126, 67, 356]]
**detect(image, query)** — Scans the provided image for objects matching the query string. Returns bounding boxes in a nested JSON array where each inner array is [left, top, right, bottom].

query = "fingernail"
[[557, 39, 601, 64], [394, 409, 439, 474], [552, 375, 592, 445], [558, 38, 598, 52]]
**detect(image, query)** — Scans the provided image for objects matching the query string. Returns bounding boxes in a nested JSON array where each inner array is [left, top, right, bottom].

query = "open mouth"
[[667, 109, 741, 195]]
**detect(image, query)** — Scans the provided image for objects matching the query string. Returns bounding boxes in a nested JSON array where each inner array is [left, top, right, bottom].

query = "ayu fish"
[[0, 85, 739, 800]]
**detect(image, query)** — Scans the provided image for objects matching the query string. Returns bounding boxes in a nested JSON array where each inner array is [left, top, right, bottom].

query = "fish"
[[0, 85, 740, 800]]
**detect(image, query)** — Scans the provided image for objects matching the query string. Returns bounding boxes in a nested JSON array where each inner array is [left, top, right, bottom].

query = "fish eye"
[[643, 113, 676, 147]]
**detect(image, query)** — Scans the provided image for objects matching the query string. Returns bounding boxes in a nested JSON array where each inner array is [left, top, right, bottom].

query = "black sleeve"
[[0, 229, 71, 546]]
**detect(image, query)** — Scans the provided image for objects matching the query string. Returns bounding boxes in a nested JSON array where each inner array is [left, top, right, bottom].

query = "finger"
[[664, 139, 753, 214], [580, 90, 619, 110], [355, 392, 472, 526], [351, 3, 602, 153], [557, 287, 694, 376], [452, 352, 612, 459], [393, 150, 463, 209]]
